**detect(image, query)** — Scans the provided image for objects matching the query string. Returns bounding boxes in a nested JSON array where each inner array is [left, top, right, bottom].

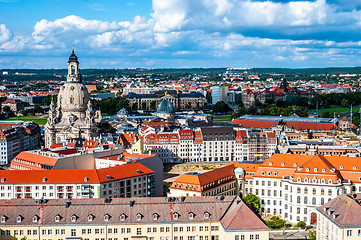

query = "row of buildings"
[[168, 153, 361, 225], [142, 126, 277, 163]]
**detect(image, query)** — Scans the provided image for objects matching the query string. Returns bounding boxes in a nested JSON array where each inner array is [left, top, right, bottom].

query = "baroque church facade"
[[44, 50, 101, 148]]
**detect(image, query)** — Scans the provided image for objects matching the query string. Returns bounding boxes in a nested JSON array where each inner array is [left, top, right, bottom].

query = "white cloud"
[[0, 24, 12, 43]]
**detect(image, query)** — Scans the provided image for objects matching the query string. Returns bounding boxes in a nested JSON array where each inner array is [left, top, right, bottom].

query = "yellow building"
[[316, 193, 361, 240], [0, 196, 269, 240]]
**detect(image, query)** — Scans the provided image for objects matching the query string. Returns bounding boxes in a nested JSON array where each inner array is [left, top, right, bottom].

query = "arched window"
[[328, 189, 332, 196], [70, 97, 74, 104], [71, 65, 75, 74], [313, 188, 316, 195], [304, 196, 308, 204], [297, 187, 301, 193], [297, 196, 300, 204], [321, 189, 325, 195], [321, 198, 324, 205], [304, 187, 308, 194], [312, 197, 316, 205]]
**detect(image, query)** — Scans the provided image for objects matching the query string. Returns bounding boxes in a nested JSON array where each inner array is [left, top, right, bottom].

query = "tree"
[[242, 193, 260, 212], [141, 102, 147, 111], [308, 230, 316, 240], [2, 106, 11, 113], [21, 110, 28, 116], [213, 101, 231, 113], [206, 91, 212, 104], [266, 216, 285, 229], [295, 221, 306, 229]]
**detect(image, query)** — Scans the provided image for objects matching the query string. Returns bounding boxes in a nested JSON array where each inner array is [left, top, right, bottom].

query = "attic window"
[[0, 215, 7, 223], [340, 165, 344, 169], [88, 214, 94, 222], [314, 168, 318, 172], [293, 163, 297, 167], [297, 177, 301, 182], [274, 172, 278, 176], [353, 166, 357, 170], [42, 177, 47, 182], [120, 214, 127, 221], [189, 212, 195, 219], [306, 168, 310, 172], [304, 178, 309, 183], [173, 212, 179, 219], [84, 177, 89, 182], [32, 215, 39, 223], [1, 177, 5, 183], [55, 215, 61, 222], [269, 162, 273, 166], [106, 175, 112, 180], [16, 215, 22, 223], [359, 176, 361, 181], [322, 168, 326, 173], [104, 214, 110, 221], [136, 213, 143, 221], [281, 162, 285, 166], [262, 171, 265, 176], [328, 179, 333, 184], [153, 213, 159, 221], [204, 212, 210, 219], [71, 215, 77, 222]]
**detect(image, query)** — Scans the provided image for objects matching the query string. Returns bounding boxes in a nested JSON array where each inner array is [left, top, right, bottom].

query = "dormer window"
[[322, 168, 326, 173], [71, 214, 78, 222], [297, 177, 301, 182], [340, 165, 344, 169], [104, 214, 110, 221], [1, 215, 7, 223], [353, 166, 357, 170], [42, 177, 47, 182], [269, 162, 273, 166], [293, 163, 297, 167], [306, 168, 310, 172], [204, 212, 210, 219], [16, 215, 23, 223], [88, 214, 94, 222], [268, 171, 272, 176], [84, 177, 89, 182], [328, 179, 333, 184], [262, 171, 265, 176], [1, 177, 5, 183], [153, 213, 159, 221], [274, 172, 278, 176], [136, 213, 143, 221], [32, 215, 39, 223], [120, 213, 127, 221], [189, 212, 195, 219], [314, 168, 318, 172], [173, 212, 179, 219], [281, 162, 285, 166], [55, 215, 61, 222]]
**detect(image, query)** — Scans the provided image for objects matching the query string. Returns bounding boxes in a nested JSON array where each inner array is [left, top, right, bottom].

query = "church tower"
[[44, 49, 102, 148]]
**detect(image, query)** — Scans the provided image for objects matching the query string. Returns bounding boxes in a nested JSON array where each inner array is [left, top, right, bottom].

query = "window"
[[71, 229, 76, 237], [136, 228, 141, 235], [347, 230, 352, 237]]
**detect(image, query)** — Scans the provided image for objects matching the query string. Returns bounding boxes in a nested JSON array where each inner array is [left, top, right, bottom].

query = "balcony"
[[57, 189, 63, 192]]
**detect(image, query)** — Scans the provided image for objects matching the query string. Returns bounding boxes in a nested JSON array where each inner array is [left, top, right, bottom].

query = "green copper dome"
[[157, 99, 175, 114], [234, 167, 245, 175]]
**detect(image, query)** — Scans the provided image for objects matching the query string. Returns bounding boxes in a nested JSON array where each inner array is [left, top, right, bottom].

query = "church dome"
[[157, 99, 175, 114], [58, 83, 90, 111]]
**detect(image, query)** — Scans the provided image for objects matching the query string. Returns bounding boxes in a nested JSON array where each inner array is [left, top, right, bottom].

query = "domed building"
[[154, 99, 175, 123], [44, 49, 102, 147]]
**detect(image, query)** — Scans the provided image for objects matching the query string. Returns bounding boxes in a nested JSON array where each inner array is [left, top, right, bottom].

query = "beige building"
[[317, 193, 361, 240], [0, 196, 269, 240], [44, 49, 102, 148]]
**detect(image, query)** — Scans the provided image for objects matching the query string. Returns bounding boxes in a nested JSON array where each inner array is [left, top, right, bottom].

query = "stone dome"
[[157, 99, 175, 114], [58, 83, 90, 111]]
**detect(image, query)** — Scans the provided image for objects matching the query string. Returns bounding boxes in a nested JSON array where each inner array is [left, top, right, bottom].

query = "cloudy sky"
[[2, 0, 361, 68]]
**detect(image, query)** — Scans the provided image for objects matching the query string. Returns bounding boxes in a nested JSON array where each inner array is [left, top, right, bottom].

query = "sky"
[[2, 0, 361, 68]]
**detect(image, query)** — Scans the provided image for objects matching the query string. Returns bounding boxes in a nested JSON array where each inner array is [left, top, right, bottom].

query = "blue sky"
[[2, 0, 361, 68]]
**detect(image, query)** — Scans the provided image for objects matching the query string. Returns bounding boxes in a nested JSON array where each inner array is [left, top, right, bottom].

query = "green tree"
[[308, 230, 316, 240], [213, 101, 231, 113], [266, 216, 285, 229], [206, 91, 212, 104], [2, 106, 11, 113], [141, 102, 147, 111], [295, 221, 306, 229], [242, 193, 260, 212], [132, 103, 138, 111], [21, 110, 28, 116]]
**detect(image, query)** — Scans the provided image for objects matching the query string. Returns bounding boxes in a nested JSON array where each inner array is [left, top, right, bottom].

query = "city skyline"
[[2, 0, 361, 69]]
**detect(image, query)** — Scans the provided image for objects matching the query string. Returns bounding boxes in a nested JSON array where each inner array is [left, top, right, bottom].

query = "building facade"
[[0, 162, 155, 199], [0, 196, 270, 240], [44, 50, 102, 148], [317, 193, 361, 240]]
